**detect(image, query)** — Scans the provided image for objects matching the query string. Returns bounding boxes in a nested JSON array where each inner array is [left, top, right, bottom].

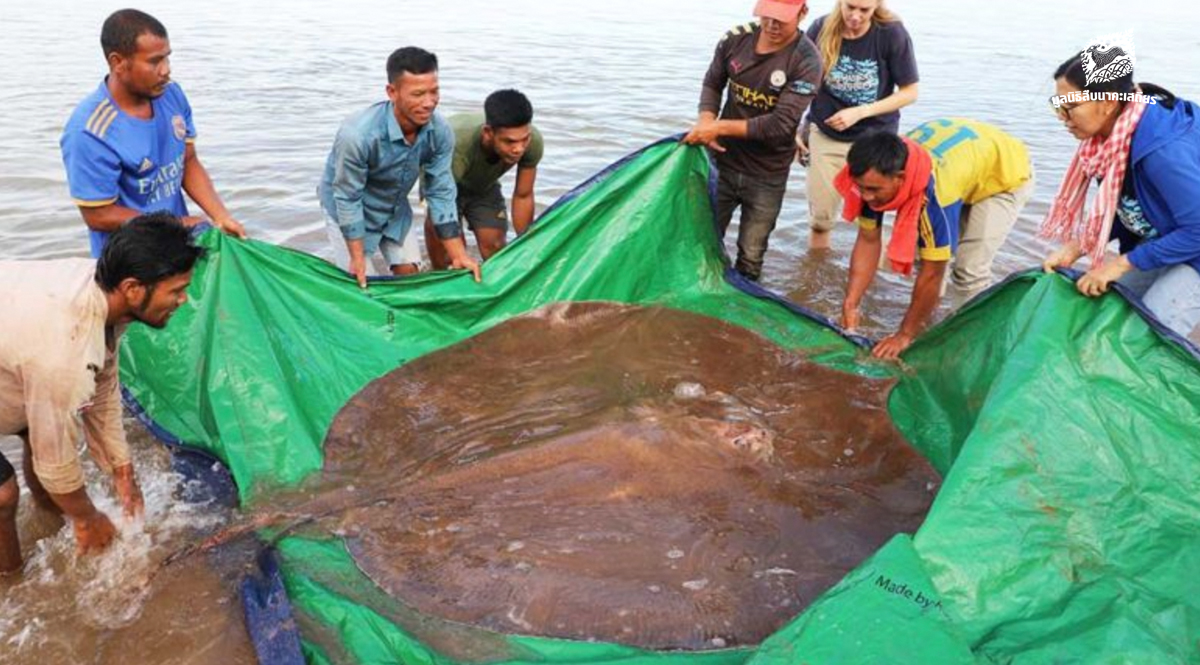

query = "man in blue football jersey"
[[60, 9, 246, 257]]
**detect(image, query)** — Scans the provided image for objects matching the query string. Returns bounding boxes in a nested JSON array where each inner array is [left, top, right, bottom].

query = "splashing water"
[[0, 430, 244, 664]]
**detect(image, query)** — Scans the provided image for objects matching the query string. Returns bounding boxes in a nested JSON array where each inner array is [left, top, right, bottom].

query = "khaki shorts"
[[805, 126, 854, 234], [325, 218, 423, 272]]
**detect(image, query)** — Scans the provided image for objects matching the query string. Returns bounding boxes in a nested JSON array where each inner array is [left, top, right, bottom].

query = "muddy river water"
[[0, 437, 253, 664]]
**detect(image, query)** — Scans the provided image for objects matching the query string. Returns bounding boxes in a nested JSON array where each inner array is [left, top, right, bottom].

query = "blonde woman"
[[799, 0, 919, 249]]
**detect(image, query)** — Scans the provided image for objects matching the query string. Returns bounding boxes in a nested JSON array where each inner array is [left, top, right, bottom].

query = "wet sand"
[[321, 303, 939, 649]]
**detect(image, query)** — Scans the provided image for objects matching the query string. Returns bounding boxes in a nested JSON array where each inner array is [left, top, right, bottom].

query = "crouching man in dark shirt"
[[684, 0, 822, 281]]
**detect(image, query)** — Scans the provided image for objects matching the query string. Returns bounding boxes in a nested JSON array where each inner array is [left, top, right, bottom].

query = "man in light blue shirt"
[[318, 47, 480, 286]]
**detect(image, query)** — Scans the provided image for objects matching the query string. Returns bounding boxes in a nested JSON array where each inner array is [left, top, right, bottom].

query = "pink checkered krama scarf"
[[1040, 99, 1148, 266]]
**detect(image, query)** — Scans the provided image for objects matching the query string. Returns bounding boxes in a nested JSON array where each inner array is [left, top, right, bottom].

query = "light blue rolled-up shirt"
[[318, 101, 460, 252]]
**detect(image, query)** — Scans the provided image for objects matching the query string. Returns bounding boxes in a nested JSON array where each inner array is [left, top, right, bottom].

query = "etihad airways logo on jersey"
[[137, 153, 186, 205], [730, 81, 779, 112]]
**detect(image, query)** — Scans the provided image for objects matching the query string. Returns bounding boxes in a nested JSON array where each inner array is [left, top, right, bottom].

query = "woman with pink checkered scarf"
[[1041, 49, 1200, 341]]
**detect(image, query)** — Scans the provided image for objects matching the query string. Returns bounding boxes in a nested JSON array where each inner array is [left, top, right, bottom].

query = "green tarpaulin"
[[121, 139, 1200, 663]]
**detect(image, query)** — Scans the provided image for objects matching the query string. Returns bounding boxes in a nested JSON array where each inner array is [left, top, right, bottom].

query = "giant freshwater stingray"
[[307, 303, 942, 650]]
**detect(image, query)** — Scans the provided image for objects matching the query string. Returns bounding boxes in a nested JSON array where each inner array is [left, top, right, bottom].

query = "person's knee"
[[478, 235, 507, 258], [1141, 267, 1200, 337], [480, 242, 504, 259], [951, 261, 988, 283], [391, 263, 420, 276], [948, 262, 993, 301], [741, 184, 785, 229], [950, 270, 990, 299], [948, 278, 986, 301], [739, 214, 780, 254]]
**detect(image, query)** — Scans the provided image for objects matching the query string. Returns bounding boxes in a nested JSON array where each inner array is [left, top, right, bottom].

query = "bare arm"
[[79, 203, 170, 234], [46, 487, 117, 554], [47, 486, 102, 523], [873, 258, 947, 359], [438, 236, 481, 283], [859, 83, 919, 120], [182, 143, 246, 238], [841, 224, 883, 330], [826, 83, 920, 132], [345, 237, 369, 289], [897, 258, 947, 339], [512, 166, 537, 235], [80, 344, 140, 518]]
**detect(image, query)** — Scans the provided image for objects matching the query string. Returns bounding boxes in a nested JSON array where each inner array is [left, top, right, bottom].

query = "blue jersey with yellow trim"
[[60, 79, 196, 256], [857, 118, 1031, 261]]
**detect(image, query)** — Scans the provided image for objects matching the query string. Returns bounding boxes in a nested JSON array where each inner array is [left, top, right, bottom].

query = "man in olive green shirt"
[[425, 89, 543, 267]]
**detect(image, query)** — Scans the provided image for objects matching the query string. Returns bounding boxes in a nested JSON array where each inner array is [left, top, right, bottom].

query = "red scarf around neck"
[[834, 137, 933, 276]]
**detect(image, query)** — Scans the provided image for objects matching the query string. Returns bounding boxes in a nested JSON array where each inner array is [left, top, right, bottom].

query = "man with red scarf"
[[836, 119, 1033, 359]]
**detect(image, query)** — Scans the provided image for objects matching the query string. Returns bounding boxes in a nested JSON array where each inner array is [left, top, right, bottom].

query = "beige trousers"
[[945, 175, 1036, 308], [805, 127, 854, 233]]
